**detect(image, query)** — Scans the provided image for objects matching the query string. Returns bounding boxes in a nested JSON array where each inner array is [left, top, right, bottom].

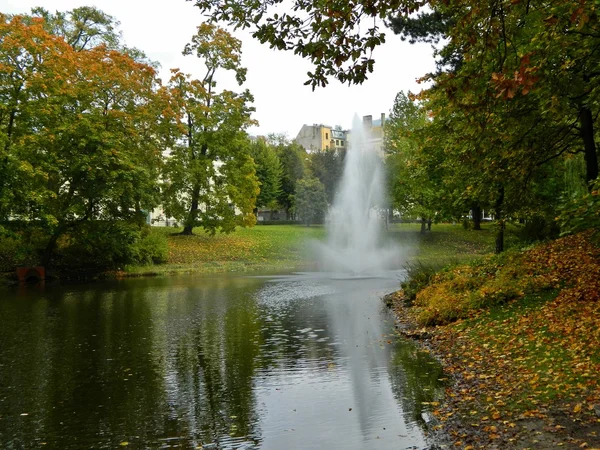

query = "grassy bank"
[[390, 230, 600, 449], [123, 224, 327, 276], [1, 221, 511, 281], [124, 221, 517, 277], [388, 222, 523, 265]]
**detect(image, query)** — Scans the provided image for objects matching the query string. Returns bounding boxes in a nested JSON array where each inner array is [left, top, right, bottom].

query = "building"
[[295, 124, 347, 153], [360, 113, 386, 155]]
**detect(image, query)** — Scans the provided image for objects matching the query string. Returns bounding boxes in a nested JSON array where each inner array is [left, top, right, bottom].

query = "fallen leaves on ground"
[[393, 230, 600, 449], [165, 225, 324, 270]]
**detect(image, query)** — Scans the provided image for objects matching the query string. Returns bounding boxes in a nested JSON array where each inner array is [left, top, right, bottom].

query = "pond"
[[0, 272, 444, 449]]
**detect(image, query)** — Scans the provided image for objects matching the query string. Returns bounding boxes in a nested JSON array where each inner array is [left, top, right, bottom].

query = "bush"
[[57, 221, 141, 270], [133, 227, 169, 265], [400, 261, 443, 305], [461, 217, 473, 230], [0, 227, 39, 272], [557, 179, 600, 235], [518, 215, 560, 243]]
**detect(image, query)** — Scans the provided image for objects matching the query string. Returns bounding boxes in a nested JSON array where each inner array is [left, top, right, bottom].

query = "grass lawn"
[[125, 221, 523, 276], [386, 221, 524, 266], [125, 224, 327, 275]]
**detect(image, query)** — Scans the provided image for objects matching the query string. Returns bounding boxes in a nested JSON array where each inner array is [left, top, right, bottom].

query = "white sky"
[[4, 0, 436, 138]]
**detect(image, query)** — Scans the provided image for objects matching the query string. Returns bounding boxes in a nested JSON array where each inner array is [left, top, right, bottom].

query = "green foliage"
[[308, 148, 345, 204], [275, 141, 307, 218], [161, 24, 258, 235], [192, 0, 398, 88], [400, 261, 442, 306], [57, 221, 141, 270], [295, 177, 328, 226], [250, 139, 282, 208], [30, 6, 121, 51], [518, 215, 560, 243], [0, 227, 37, 272], [557, 179, 600, 235], [56, 222, 168, 270], [385, 91, 456, 223], [132, 227, 169, 265], [461, 218, 473, 230]]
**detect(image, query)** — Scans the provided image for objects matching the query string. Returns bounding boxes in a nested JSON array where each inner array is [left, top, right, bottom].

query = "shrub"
[[57, 221, 141, 270], [557, 179, 600, 235], [133, 227, 169, 265], [400, 261, 443, 305], [518, 215, 560, 243], [0, 227, 39, 272], [461, 217, 473, 230]]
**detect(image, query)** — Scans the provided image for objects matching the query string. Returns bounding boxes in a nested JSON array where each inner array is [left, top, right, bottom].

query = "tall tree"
[[161, 24, 258, 235], [385, 91, 456, 232], [275, 141, 307, 219], [0, 14, 164, 265], [309, 148, 345, 204], [29, 6, 121, 51], [296, 177, 327, 226], [249, 138, 282, 211]]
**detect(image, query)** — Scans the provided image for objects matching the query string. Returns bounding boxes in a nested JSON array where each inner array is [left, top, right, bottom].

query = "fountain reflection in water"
[[318, 116, 400, 276]]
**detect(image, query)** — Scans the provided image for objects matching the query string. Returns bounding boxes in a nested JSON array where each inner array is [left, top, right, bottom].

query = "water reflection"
[[0, 273, 443, 449]]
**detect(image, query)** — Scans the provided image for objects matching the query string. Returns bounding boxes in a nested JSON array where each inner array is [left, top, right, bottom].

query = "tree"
[[161, 24, 259, 235], [309, 148, 345, 204], [29, 6, 121, 51], [274, 140, 307, 219], [28, 6, 156, 65], [249, 138, 282, 211], [296, 177, 327, 226], [0, 14, 57, 222], [0, 14, 164, 265], [194, 1, 600, 236], [192, 0, 421, 88]]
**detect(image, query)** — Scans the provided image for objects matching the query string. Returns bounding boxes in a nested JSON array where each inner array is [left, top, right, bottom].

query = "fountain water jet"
[[317, 116, 400, 276]]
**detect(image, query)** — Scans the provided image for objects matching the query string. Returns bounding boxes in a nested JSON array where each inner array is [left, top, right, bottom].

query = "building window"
[[325, 132, 329, 140]]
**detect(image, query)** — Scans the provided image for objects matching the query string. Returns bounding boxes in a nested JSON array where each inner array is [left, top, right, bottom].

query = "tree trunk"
[[182, 184, 201, 235], [420, 218, 427, 234], [472, 204, 482, 230], [580, 105, 599, 188], [40, 225, 65, 267], [494, 186, 505, 254], [427, 218, 432, 231]]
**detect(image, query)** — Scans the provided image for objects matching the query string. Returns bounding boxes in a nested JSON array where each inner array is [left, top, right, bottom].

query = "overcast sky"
[[4, 0, 436, 138]]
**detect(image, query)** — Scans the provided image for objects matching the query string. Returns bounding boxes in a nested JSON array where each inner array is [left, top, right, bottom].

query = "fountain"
[[318, 116, 400, 276]]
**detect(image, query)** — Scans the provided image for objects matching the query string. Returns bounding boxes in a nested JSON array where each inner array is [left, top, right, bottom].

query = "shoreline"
[[384, 289, 600, 450]]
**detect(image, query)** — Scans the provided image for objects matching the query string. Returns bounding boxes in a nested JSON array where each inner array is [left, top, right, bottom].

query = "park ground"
[[387, 228, 600, 449], [120, 221, 511, 277]]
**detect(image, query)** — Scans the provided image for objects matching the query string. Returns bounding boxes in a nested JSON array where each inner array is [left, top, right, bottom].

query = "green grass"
[[386, 222, 525, 266], [124, 221, 524, 277], [124, 224, 327, 276]]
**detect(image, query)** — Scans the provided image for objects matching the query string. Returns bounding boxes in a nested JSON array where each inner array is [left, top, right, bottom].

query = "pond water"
[[0, 272, 444, 449]]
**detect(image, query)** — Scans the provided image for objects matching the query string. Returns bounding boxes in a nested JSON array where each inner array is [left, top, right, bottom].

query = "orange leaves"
[[400, 230, 600, 448], [491, 53, 540, 99]]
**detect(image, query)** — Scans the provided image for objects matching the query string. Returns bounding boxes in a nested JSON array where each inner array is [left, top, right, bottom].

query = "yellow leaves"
[[408, 230, 600, 448]]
